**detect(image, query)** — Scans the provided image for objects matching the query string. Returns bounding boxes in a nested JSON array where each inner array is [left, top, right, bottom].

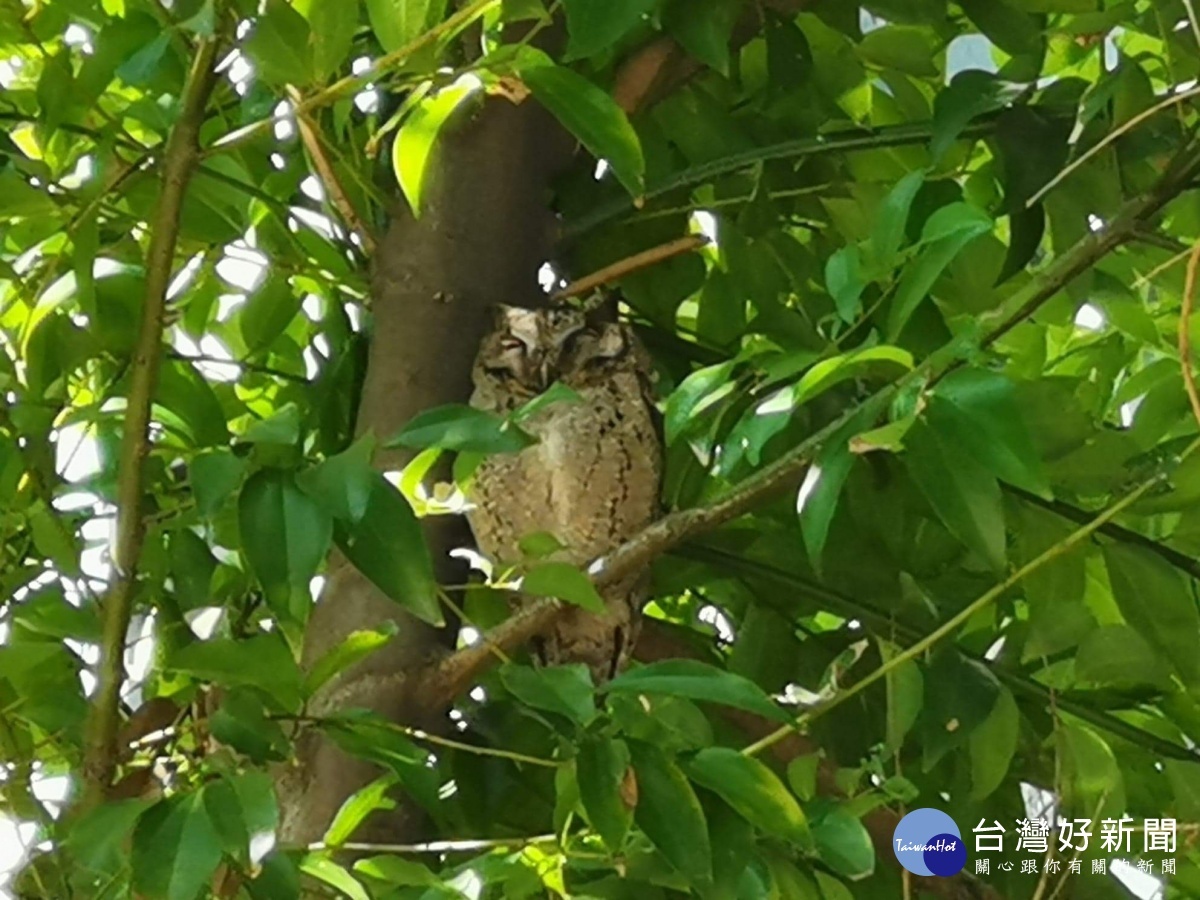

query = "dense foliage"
[[5, 0, 1200, 898]]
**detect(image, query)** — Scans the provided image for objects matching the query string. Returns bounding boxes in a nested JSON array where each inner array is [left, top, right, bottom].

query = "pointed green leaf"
[[500, 663, 595, 724], [685, 747, 809, 845], [335, 473, 442, 626], [516, 49, 644, 197], [604, 660, 790, 724], [386, 403, 536, 454], [131, 793, 224, 900], [628, 741, 712, 886], [522, 561, 605, 614], [394, 79, 477, 216], [238, 469, 332, 623], [904, 418, 1006, 571], [577, 736, 634, 851], [562, 0, 657, 60]]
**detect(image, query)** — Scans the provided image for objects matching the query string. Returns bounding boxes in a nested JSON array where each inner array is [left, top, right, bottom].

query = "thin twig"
[[551, 235, 709, 302], [287, 87, 377, 254], [81, 25, 225, 806], [1026, 85, 1200, 209], [1180, 241, 1200, 430], [1133, 245, 1193, 288]]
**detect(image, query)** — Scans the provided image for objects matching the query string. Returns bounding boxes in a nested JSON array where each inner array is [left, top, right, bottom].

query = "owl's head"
[[473, 304, 632, 397]]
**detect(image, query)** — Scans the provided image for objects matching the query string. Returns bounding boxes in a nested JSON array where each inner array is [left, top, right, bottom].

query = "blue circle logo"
[[893, 809, 966, 877]]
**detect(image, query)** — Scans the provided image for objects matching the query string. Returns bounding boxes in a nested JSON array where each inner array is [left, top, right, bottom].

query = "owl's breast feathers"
[[468, 372, 661, 565]]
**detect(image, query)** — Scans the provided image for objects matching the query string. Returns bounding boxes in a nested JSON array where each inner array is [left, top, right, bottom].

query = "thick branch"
[[433, 143, 1200, 702], [81, 28, 224, 806]]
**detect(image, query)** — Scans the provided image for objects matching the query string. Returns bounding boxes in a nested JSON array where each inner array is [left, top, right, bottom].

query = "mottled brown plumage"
[[466, 304, 662, 681]]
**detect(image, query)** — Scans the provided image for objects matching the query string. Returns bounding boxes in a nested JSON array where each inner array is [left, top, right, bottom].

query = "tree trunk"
[[276, 94, 574, 846]]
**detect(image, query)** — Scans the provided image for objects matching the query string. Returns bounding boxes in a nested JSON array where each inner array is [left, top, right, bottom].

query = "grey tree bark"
[[276, 94, 574, 846]]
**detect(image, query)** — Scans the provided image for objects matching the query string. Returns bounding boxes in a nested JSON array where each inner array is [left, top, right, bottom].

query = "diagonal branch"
[[430, 142, 1200, 705], [1007, 486, 1200, 583], [288, 87, 378, 255], [80, 27, 226, 807]]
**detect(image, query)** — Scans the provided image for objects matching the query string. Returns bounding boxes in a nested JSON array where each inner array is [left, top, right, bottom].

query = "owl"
[[466, 303, 663, 682]]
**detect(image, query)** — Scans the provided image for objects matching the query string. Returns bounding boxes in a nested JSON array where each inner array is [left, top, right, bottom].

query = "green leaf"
[[867, 169, 926, 274], [516, 49, 645, 197], [325, 776, 398, 847], [512, 381, 584, 422], [297, 434, 378, 523], [242, 403, 302, 445], [203, 772, 278, 866], [386, 403, 536, 453], [968, 686, 1019, 800], [628, 741, 712, 886], [1102, 543, 1200, 689], [305, 623, 399, 696], [794, 346, 913, 407], [131, 793, 224, 900], [365, 0, 445, 52], [825, 246, 866, 322], [116, 32, 173, 88], [814, 870, 855, 900], [858, 25, 938, 77], [66, 799, 153, 877], [191, 449, 246, 518], [664, 360, 737, 444], [241, 278, 299, 353], [1059, 723, 1125, 821], [335, 473, 442, 626], [604, 660, 790, 724], [239, 469, 332, 623], [500, 663, 595, 724], [299, 855, 371, 900], [168, 635, 304, 711], [930, 368, 1049, 497], [786, 755, 820, 802], [562, 0, 657, 60], [880, 639, 923, 753], [904, 417, 1006, 571], [394, 79, 477, 216], [930, 70, 1016, 163], [1016, 503, 1092, 661], [663, 0, 739, 74], [353, 856, 440, 886], [996, 203, 1045, 285], [294, 0, 360, 81], [887, 204, 993, 339], [577, 736, 634, 851], [246, 0, 314, 86], [209, 688, 289, 762], [685, 747, 809, 845], [522, 561, 605, 614], [799, 408, 873, 573], [957, 0, 1043, 58], [1074, 624, 1173, 690], [811, 807, 874, 879]]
